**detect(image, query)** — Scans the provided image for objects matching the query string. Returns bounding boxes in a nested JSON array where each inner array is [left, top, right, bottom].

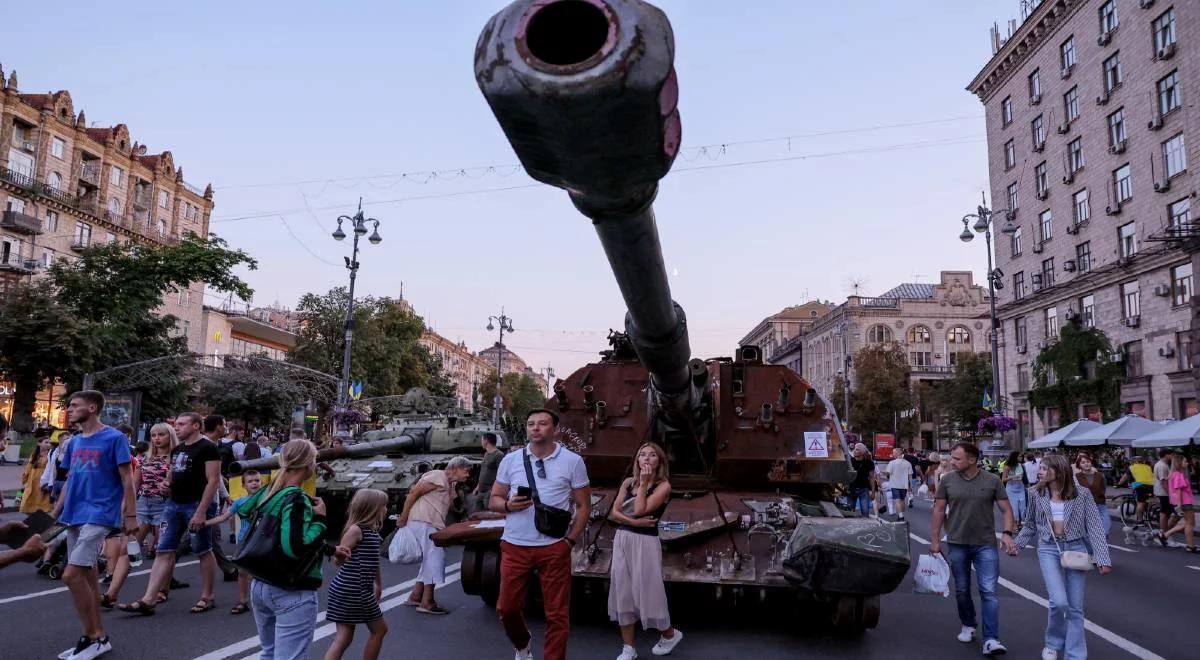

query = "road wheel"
[[479, 548, 501, 607], [829, 595, 879, 631], [460, 547, 483, 595]]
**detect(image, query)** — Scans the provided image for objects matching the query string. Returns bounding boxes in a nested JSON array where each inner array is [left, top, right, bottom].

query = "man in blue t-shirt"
[[51, 390, 137, 660]]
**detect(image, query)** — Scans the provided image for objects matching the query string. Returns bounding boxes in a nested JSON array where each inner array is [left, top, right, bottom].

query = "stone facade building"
[[739, 301, 837, 375], [200, 305, 301, 365], [419, 330, 494, 411], [802, 272, 992, 447], [477, 342, 548, 393], [968, 0, 1198, 442]]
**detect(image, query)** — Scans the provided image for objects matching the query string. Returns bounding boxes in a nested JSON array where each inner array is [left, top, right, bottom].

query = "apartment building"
[[200, 305, 301, 365], [739, 300, 836, 376], [968, 0, 1197, 441], [420, 330, 495, 411]]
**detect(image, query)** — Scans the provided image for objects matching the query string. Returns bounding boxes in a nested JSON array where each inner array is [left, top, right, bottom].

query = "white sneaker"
[[982, 639, 1008, 656], [514, 647, 534, 660], [957, 626, 976, 643], [617, 645, 638, 660], [67, 636, 112, 660], [1041, 648, 1058, 660], [651, 630, 683, 656]]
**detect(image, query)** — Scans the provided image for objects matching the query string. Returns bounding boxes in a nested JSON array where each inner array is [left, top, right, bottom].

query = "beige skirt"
[[608, 528, 671, 630]]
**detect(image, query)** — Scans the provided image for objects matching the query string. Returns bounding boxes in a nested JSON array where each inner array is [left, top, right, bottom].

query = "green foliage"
[[849, 343, 917, 440], [196, 360, 306, 428], [928, 352, 994, 439], [1029, 321, 1123, 420], [289, 288, 448, 398], [479, 372, 546, 440], [830, 375, 847, 421]]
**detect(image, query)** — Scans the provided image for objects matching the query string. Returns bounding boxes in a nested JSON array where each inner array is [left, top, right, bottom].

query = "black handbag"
[[232, 489, 324, 588], [522, 450, 572, 539]]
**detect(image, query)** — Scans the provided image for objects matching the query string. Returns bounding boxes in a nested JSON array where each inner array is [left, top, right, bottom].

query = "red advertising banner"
[[873, 433, 895, 460]]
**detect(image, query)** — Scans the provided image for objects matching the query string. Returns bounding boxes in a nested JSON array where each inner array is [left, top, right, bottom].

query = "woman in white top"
[[396, 456, 471, 614]]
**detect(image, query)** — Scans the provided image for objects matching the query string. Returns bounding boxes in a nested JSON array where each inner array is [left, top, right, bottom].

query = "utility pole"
[[331, 200, 382, 419], [486, 309, 515, 428], [542, 363, 556, 397]]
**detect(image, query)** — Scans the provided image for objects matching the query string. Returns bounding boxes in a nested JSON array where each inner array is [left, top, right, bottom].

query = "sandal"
[[403, 597, 421, 607], [230, 602, 250, 615], [117, 599, 156, 616], [1187, 546, 1198, 554], [415, 604, 449, 615], [155, 590, 169, 605], [100, 594, 117, 609], [190, 597, 216, 614]]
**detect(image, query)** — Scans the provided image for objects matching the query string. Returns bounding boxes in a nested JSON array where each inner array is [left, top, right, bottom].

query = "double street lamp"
[[332, 203, 382, 414], [959, 200, 1017, 441], [486, 310, 515, 428]]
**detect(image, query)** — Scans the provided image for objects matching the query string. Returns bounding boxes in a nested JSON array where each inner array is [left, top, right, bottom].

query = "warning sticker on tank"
[[804, 432, 829, 458]]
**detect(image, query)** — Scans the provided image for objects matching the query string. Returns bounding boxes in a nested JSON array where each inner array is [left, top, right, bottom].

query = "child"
[[324, 489, 389, 660], [203, 470, 262, 614]]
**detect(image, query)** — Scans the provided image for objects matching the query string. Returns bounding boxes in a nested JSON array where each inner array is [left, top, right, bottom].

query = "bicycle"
[[1113, 492, 1162, 546]]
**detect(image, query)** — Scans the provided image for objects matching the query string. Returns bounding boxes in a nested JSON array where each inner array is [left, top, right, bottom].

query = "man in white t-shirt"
[[886, 447, 914, 520], [1023, 453, 1040, 487], [490, 409, 590, 660]]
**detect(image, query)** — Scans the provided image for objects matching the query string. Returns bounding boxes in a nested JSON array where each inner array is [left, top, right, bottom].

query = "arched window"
[[948, 326, 972, 345], [907, 325, 931, 344], [48, 171, 63, 191], [157, 218, 167, 237], [867, 324, 892, 344], [108, 197, 122, 216]]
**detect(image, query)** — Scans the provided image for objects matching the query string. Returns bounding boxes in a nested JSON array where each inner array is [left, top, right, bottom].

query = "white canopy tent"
[[1026, 419, 1103, 449], [1067, 415, 1161, 447], [1131, 415, 1200, 448]]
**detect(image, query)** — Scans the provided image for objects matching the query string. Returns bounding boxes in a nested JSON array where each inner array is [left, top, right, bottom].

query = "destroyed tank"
[[230, 388, 506, 536], [436, 0, 910, 630]]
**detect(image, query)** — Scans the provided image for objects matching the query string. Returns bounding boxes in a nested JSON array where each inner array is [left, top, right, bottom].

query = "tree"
[[831, 375, 847, 421], [849, 342, 916, 441], [196, 360, 307, 428], [1029, 321, 1123, 422], [479, 372, 547, 440], [937, 352, 995, 439]]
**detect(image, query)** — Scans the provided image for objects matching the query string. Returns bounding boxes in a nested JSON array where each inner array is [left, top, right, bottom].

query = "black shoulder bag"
[[233, 489, 324, 588], [522, 450, 572, 539]]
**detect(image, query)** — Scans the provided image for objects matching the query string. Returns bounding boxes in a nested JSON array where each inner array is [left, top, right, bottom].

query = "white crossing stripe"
[[910, 532, 1166, 660], [0, 559, 200, 605], [1186, 565, 1200, 572], [192, 561, 461, 660]]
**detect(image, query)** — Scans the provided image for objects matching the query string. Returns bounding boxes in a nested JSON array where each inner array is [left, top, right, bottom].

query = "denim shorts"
[[157, 499, 217, 555], [136, 495, 167, 527], [891, 488, 908, 500]]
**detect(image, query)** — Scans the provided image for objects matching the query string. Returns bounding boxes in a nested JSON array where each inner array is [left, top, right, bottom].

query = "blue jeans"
[[251, 579, 319, 660], [1006, 483, 1027, 523], [851, 487, 872, 517], [1036, 540, 1088, 659], [947, 543, 1000, 641]]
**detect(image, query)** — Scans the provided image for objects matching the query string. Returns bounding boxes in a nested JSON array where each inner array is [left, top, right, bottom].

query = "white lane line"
[[909, 532, 1166, 660], [233, 572, 465, 660], [1187, 565, 1200, 572], [193, 562, 462, 660], [0, 559, 200, 605], [992, 531, 1133, 553]]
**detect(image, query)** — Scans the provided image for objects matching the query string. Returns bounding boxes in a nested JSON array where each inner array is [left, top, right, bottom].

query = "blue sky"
[[8, 0, 1022, 377]]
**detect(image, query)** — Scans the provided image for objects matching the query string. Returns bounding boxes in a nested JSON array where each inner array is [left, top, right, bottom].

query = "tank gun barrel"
[[229, 436, 421, 476], [475, 0, 692, 399]]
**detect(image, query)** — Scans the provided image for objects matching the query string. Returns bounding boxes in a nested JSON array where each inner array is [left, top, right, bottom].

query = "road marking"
[[193, 562, 461, 660], [992, 531, 1134, 553], [909, 532, 1166, 660], [1187, 565, 1200, 572], [0, 559, 200, 605]]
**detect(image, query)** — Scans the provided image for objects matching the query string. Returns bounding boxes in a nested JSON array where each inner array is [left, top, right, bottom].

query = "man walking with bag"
[[490, 409, 591, 660]]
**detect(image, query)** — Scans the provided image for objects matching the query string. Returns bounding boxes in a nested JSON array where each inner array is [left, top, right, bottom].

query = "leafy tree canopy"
[[1029, 321, 1123, 421], [849, 342, 917, 440], [479, 372, 546, 441]]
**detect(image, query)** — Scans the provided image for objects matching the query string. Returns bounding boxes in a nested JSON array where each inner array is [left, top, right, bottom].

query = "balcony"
[[1, 210, 43, 235], [857, 297, 900, 308], [76, 196, 101, 218], [0, 167, 37, 191], [133, 187, 151, 210], [103, 210, 129, 227], [0, 253, 36, 273], [69, 239, 91, 252], [910, 365, 954, 376], [80, 162, 101, 187]]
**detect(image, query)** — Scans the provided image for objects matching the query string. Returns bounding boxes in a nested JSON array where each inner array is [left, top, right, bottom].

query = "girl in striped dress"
[[324, 489, 389, 660]]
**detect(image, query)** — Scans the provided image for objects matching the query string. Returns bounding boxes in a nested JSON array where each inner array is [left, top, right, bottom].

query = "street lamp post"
[[332, 201, 383, 417], [959, 197, 1017, 446], [486, 310, 515, 428]]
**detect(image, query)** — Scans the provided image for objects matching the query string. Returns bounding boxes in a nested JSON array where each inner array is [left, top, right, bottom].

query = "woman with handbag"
[[1015, 454, 1112, 660], [236, 439, 329, 660]]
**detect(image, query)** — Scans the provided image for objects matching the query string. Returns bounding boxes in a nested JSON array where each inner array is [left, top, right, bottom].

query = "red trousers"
[[497, 540, 573, 660]]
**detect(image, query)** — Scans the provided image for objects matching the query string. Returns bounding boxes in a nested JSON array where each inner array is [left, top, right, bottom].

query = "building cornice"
[[966, 0, 1089, 104]]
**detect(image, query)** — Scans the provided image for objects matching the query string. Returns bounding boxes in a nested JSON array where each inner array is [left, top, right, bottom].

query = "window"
[[1080, 294, 1095, 328], [1042, 257, 1056, 287], [1169, 198, 1191, 228], [51, 137, 65, 159], [1098, 0, 1117, 34], [1107, 108, 1126, 147], [73, 221, 92, 247], [1029, 69, 1042, 100], [1178, 330, 1192, 372], [1002, 96, 1013, 126], [1163, 133, 1187, 178], [910, 351, 932, 367], [1040, 209, 1053, 242], [1125, 341, 1144, 378], [158, 190, 169, 209], [1118, 222, 1138, 258], [1068, 137, 1084, 172], [41, 250, 52, 268], [1017, 364, 1031, 392], [1031, 115, 1045, 147], [1004, 140, 1016, 169], [1007, 182, 1019, 211], [1011, 226, 1023, 256], [1076, 241, 1092, 273], [105, 231, 116, 244], [1045, 307, 1059, 339], [1060, 36, 1076, 72], [46, 210, 58, 232], [107, 197, 122, 217], [110, 166, 123, 188], [1035, 161, 1048, 196], [1073, 189, 1090, 225], [1064, 87, 1079, 122], [1158, 70, 1180, 115], [948, 326, 971, 346], [1121, 280, 1140, 318], [1114, 164, 1132, 202], [907, 325, 931, 343], [1154, 9, 1176, 53], [48, 171, 63, 191], [178, 289, 191, 306], [867, 324, 892, 344], [1013, 271, 1026, 300], [5, 198, 24, 213], [1015, 316, 1028, 348], [1172, 263, 1192, 307]]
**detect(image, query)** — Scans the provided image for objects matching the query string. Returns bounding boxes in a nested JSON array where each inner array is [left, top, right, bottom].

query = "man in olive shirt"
[[931, 442, 1017, 657], [471, 432, 503, 513]]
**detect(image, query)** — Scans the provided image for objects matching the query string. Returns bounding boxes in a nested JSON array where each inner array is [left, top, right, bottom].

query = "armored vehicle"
[[435, 0, 909, 630], [230, 388, 505, 536]]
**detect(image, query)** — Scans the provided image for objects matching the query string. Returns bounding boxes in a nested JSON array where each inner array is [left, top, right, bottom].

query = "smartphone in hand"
[[516, 486, 532, 499]]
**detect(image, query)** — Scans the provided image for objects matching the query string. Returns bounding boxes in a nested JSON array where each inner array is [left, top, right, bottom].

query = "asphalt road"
[[1, 500, 1193, 660]]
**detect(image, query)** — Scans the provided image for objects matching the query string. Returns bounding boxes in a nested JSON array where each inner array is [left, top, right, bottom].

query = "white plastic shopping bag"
[[388, 525, 423, 565], [913, 553, 950, 597]]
